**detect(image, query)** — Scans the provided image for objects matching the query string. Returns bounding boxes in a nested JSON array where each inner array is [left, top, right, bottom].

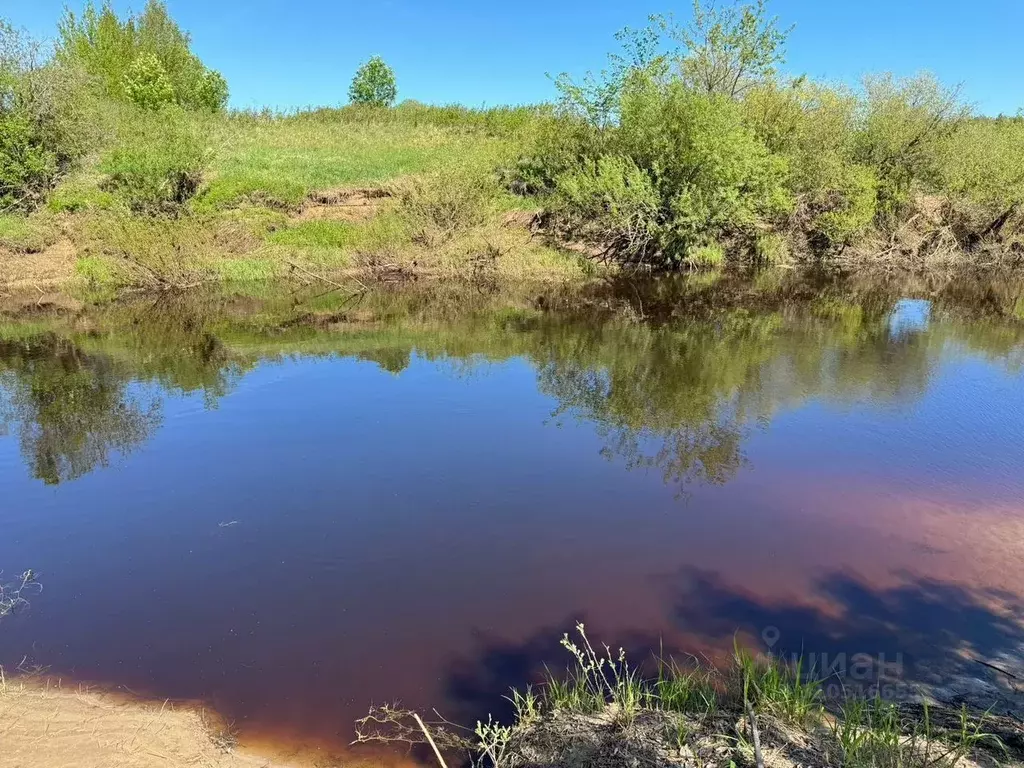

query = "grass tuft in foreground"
[[356, 625, 1018, 768]]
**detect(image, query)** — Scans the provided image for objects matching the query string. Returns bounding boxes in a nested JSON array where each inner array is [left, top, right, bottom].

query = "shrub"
[[349, 56, 397, 108], [86, 210, 214, 287], [662, 0, 792, 99], [123, 53, 176, 110], [57, 0, 228, 112], [100, 107, 209, 213], [396, 164, 497, 243], [548, 76, 791, 267], [937, 119, 1024, 214], [517, 5, 1006, 267], [1, 22, 96, 209], [0, 112, 57, 209], [854, 73, 968, 222], [193, 70, 229, 112], [552, 155, 661, 260]]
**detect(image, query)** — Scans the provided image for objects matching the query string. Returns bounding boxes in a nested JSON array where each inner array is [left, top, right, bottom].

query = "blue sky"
[[5, 0, 1023, 115]]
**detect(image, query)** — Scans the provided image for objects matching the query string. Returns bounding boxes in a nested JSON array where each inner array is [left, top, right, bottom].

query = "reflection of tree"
[[531, 302, 937, 491], [1, 275, 1020, 489], [0, 335, 161, 485]]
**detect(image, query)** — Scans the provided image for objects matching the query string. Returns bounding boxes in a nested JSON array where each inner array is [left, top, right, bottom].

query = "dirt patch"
[[0, 239, 79, 293], [0, 677, 297, 768], [295, 188, 391, 223], [501, 210, 544, 232]]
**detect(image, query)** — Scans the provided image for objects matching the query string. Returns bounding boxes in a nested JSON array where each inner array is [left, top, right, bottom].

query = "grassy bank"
[[357, 625, 1022, 768], [0, 103, 590, 295], [2, 2, 1024, 300]]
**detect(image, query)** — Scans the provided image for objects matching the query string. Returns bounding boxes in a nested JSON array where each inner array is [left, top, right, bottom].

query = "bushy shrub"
[[931, 118, 1024, 247], [100, 107, 209, 213], [513, 4, 1005, 267], [57, 0, 228, 112], [0, 22, 97, 209], [193, 70, 229, 112], [937, 119, 1024, 213], [743, 82, 877, 249], [853, 73, 967, 222], [546, 75, 791, 266], [396, 164, 497, 244], [349, 56, 397, 108], [86, 210, 214, 287], [552, 155, 661, 260], [0, 112, 57, 209], [123, 53, 175, 110]]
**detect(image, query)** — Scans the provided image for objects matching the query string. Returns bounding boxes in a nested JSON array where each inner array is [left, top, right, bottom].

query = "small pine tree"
[[348, 56, 397, 107]]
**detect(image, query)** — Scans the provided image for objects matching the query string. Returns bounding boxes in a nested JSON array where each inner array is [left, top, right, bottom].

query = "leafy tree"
[[123, 53, 176, 110], [348, 56, 397, 107], [194, 69, 229, 112], [661, 0, 792, 99], [57, 0, 228, 111], [552, 0, 790, 127]]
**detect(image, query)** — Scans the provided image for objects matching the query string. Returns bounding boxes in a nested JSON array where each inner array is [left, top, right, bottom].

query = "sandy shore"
[[0, 676, 308, 768]]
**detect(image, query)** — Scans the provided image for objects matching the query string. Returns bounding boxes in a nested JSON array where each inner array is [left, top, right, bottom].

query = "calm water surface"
[[1, 275, 1023, 761]]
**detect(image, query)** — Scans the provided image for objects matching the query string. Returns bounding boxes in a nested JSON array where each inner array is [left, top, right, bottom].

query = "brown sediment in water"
[[0, 674, 422, 768]]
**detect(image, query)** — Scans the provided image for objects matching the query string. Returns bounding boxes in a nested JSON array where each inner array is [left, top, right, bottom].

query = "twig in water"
[[414, 712, 450, 768], [0, 570, 41, 621], [972, 657, 1021, 681], [286, 260, 369, 292]]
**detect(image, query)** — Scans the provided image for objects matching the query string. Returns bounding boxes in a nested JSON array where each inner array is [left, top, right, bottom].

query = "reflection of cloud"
[[443, 619, 666, 726], [667, 565, 1024, 687]]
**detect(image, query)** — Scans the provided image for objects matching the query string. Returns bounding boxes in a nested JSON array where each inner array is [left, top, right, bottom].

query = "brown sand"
[[0, 676, 303, 768]]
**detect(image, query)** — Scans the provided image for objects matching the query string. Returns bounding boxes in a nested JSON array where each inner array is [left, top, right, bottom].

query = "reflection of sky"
[[0, 319, 1023, 756], [889, 298, 932, 337]]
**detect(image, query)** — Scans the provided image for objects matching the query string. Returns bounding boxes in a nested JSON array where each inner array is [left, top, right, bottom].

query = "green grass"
[[269, 220, 366, 249], [210, 257, 282, 283], [0, 214, 57, 253], [2, 108, 559, 292], [201, 116, 511, 210], [735, 644, 824, 725], [831, 698, 1006, 768], [46, 174, 117, 214], [655, 658, 718, 718], [504, 629, 1007, 768]]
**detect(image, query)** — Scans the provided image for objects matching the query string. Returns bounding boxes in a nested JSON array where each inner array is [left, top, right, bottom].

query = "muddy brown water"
[[1, 274, 1023, 763]]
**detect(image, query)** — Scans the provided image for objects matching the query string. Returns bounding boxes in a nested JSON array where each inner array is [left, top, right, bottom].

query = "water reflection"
[[0, 335, 161, 485], [1, 272, 1023, 754], [1, 274, 1022, 491]]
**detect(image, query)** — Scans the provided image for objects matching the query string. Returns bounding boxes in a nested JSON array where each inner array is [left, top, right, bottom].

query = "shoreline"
[[0, 673, 424, 768], [3, 646, 1021, 768]]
